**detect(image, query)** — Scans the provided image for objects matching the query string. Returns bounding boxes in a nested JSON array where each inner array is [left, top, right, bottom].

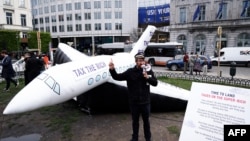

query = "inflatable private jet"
[[3, 25, 190, 114]]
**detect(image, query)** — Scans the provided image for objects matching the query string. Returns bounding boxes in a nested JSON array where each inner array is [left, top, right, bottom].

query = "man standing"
[[24, 52, 44, 85], [109, 52, 158, 141], [183, 52, 189, 74], [0, 50, 18, 91]]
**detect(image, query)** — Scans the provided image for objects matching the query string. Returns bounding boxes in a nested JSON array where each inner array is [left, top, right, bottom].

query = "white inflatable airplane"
[[3, 25, 190, 115]]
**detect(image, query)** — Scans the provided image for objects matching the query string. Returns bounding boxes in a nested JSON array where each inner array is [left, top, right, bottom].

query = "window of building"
[[241, 1, 250, 17], [194, 34, 206, 55], [193, 5, 206, 21], [95, 23, 101, 30], [39, 7, 43, 14], [94, 1, 101, 9], [199, 5, 206, 21], [179, 7, 186, 23], [115, 11, 122, 19], [44, 6, 49, 13], [6, 12, 13, 25], [216, 2, 227, 19], [59, 25, 64, 32], [38, 0, 42, 4], [84, 1, 91, 9], [115, 23, 122, 30], [94, 12, 101, 19], [39, 17, 44, 24], [104, 0, 111, 8], [115, 0, 122, 8], [58, 15, 64, 22], [177, 35, 187, 52], [84, 13, 91, 20], [66, 14, 72, 21], [40, 27, 44, 32], [34, 18, 38, 25], [85, 24, 91, 31], [33, 9, 38, 16], [76, 24, 82, 31], [52, 26, 57, 32], [75, 13, 81, 20], [4, 0, 11, 5], [46, 26, 50, 32], [51, 5, 56, 12], [105, 23, 112, 30], [51, 15, 56, 22], [45, 17, 49, 23], [20, 14, 26, 26], [66, 3, 72, 11], [32, 0, 37, 6], [19, 0, 25, 7], [67, 25, 73, 32], [58, 4, 64, 12], [104, 12, 112, 19], [237, 33, 250, 46], [75, 2, 81, 10]]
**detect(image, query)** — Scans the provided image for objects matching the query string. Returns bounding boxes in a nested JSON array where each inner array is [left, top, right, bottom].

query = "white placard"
[[179, 82, 250, 141]]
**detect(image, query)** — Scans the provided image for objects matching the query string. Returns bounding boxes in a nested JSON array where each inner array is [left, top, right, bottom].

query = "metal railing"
[[155, 72, 250, 88]]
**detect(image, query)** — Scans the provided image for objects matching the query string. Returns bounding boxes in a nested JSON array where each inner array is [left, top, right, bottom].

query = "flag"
[[241, 1, 249, 17], [216, 0, 224, 19], [193, 5, 200, 21]]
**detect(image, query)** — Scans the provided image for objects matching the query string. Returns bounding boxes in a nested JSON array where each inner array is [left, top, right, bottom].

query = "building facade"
[[170, 0, 250, 56], [31, 0, 138, 49], [0, 0, 33, 39]]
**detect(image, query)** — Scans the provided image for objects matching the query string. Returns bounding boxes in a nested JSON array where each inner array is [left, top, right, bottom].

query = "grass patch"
[[167, 125, 180, 136]]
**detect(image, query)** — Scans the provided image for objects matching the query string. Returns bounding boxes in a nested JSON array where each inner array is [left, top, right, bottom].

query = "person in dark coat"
[[109, 52, 158, 141], [24, 52, 44, 85], [0, 50, 18, 91]]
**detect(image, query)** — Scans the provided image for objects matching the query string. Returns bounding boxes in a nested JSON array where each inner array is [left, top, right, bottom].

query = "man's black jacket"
[[109, 66, 158, 105]]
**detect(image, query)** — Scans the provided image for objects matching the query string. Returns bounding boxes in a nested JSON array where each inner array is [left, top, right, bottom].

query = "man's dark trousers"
[[130, 103, 151, 141]]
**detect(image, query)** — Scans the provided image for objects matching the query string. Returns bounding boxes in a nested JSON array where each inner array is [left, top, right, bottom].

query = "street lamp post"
[[16, 32, 20, 59], [217, 26, 222, 77], [91, 35, 95, 56], [120, 21, 122, 42], [37, 31, 41, 55]]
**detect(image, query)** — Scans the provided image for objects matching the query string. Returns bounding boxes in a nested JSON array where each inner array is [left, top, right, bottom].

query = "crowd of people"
[[183, 52, 208, 75], [0, 50, 50, 91]]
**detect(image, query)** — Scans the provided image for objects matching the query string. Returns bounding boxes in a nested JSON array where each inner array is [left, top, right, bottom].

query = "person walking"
[[189, 53, 194, 75], [183, 52, 189, 74], [109, 52, 158, 141], [202, 58, 208, 75], [0, 50, 18, 91], [194, 54, 202, 75]]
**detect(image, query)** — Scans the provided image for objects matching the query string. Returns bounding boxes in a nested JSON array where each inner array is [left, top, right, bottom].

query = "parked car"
[[166, 55, 212, 71]]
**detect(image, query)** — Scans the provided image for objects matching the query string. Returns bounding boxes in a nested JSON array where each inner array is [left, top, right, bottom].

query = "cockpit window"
[[53, 83, 60, 95], [45, 76, 55, 89], [37, 73, 48, 80], [45, 76, 60, 95]]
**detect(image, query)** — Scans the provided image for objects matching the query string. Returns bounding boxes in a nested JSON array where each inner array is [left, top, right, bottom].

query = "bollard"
[[230, 61, 236, 80]]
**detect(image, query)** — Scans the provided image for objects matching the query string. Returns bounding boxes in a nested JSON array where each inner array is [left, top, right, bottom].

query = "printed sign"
[[179, 82, 250, 141], [138, 4, 170, 25]]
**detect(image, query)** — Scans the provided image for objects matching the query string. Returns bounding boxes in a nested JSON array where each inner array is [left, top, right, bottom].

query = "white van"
[[211, 47, 250, 67]]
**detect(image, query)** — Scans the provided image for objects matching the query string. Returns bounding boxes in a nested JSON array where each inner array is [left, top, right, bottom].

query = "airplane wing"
[[53, 43, 89, 65], [107, 76, 189, 101]]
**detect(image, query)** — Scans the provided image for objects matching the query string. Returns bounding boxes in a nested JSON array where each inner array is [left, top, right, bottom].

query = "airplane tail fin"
[[130, 25, 156, 56]]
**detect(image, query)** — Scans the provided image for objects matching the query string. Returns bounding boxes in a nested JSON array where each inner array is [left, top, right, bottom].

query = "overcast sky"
[[138, 0, 170, 7]]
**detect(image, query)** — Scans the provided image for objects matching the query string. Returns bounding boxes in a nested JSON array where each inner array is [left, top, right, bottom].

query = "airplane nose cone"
[[3, 80, 52, 115]]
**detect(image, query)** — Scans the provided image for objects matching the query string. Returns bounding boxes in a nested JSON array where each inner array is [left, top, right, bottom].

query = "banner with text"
[[138, 4, 170, 25], [179, 82, 250, 141]]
